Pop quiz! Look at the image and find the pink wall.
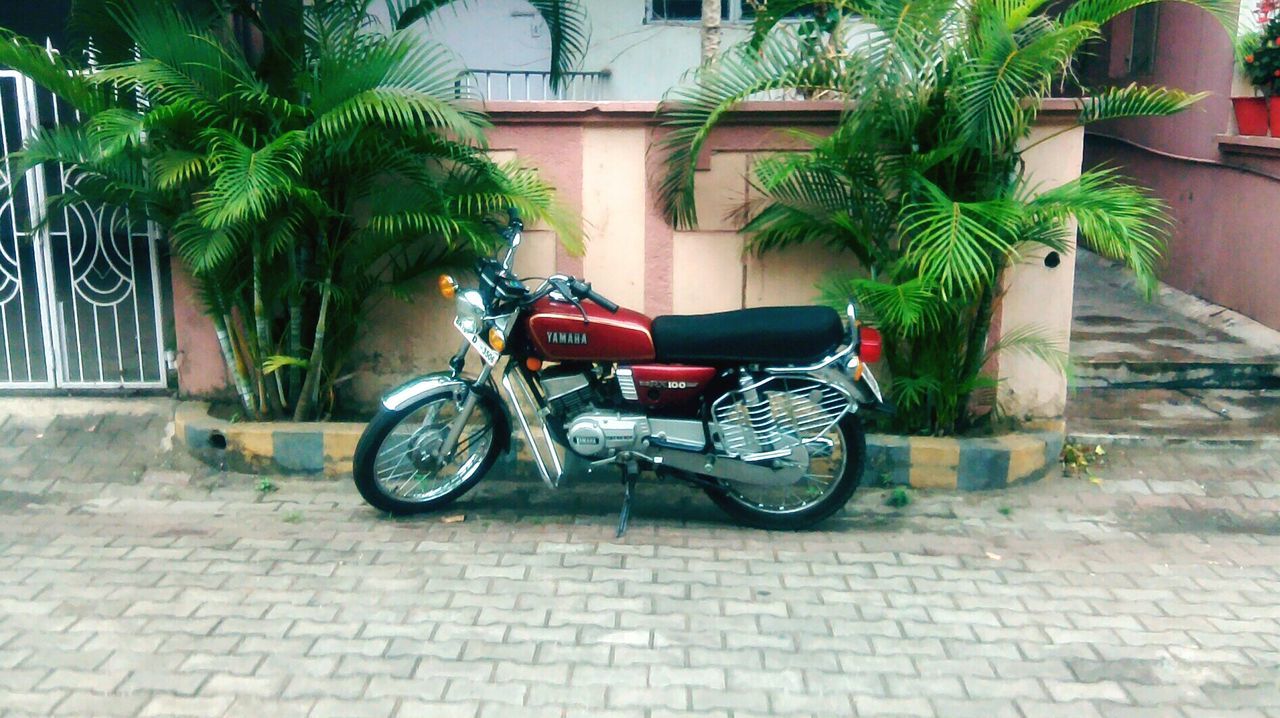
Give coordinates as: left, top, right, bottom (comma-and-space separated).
1085, 7, 1280, 331
172, 100, 1087, 417
170, 258, 231, 398
173, 102, 844, 399
1097, 7, 1235, 159
1086, 137, 1280, 329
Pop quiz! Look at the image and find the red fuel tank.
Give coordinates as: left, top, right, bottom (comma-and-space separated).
522, 296, 656, 362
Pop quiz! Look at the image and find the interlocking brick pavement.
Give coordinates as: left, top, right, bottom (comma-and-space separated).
3, 404, 1280, 716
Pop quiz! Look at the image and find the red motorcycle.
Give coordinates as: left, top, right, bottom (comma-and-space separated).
353, 210, 887, 533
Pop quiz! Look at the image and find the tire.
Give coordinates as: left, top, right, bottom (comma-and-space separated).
352, 387, 505, 515
703, 414, 866, 530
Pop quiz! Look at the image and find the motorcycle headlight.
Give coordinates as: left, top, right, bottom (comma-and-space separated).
456, 289, 485, 332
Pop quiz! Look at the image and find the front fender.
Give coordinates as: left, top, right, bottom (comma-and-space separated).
380, 372, 513, 455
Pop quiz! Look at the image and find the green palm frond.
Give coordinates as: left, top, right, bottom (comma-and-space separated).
392, 0, 587, 89
1061, 0, 1237, 32
1076, 83, 1208, 125
0, 29, 102, 114
151, 151, 209, 191
85, 109, 146, 157
197, 130, 309, 228
744, 149, 890, 263
899, 178, 1024, 297
527, 0, 589, 90
12, 125, 97, 176
109, 0, 260, 100
309, 32, 485, 142
1028, 167, 1169, 296
263, 354, 309, 375
447, 160, 585, 255
954, 12, 1097, 152
821, 275, 943, 336
854, 0, 959, 86
169, 214, 248, 275
892, 375, 943, 413
656, 29, 844, 228
982, 324, 1068, 372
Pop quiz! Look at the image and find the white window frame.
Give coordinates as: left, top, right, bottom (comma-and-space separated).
645, 0, 755, 24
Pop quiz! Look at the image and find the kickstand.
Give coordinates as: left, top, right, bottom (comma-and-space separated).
616, 462, 639, 538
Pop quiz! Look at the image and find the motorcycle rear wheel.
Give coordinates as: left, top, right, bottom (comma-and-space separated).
703, 415, 865, 530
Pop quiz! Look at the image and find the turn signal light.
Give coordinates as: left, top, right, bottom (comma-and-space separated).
525, 358, 543, 371
487, 327, 506, 352
438, 274, 458, 299
858, 326, 883, 363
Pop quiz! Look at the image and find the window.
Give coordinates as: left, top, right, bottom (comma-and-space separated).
649, 1, 807, 22
1126, 4, 1159, 76
649, 1, 729, 21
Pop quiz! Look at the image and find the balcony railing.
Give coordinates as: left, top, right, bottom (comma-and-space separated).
455, 69, 611, 102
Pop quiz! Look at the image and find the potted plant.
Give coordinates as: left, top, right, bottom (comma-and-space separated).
1240, 2, 1280, 135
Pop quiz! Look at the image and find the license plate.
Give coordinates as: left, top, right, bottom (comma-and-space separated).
454, 317, 501, 366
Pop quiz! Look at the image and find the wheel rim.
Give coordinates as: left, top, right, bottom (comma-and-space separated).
372, 396, 495, 503
720, 422, 847, 515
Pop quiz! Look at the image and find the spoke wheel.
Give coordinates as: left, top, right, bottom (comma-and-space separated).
704, 415, 865, 530
353, 386, 505, 515
721, 431, 847, 515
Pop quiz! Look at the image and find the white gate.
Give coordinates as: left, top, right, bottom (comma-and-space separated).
0, 70, 167, 390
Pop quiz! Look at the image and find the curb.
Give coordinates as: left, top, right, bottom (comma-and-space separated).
174, 403, 363, 476
865, 430, 1064, 491
175, 402, 1064, 489
1067, 431, 1280, 451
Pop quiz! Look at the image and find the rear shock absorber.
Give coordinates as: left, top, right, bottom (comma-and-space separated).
738, 371, 782, 453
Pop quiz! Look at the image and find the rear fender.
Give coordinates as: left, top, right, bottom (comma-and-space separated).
380, 372, 513, 455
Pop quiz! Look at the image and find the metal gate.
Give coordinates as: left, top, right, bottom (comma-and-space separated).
0, 70, 166, 390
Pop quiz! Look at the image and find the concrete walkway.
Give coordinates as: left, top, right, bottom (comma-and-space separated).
5, 403, 1280, 717
1068, 252, 1280, 445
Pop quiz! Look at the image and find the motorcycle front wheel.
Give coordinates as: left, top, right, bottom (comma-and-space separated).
703, 415, 865, 530
352, 387, 503, 515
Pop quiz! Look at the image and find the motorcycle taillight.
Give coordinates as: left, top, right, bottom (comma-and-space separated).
857, 326, 882, 363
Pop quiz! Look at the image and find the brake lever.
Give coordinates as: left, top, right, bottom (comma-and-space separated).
549, 276, 590, 325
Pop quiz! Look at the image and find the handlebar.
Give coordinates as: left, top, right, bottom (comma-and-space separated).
570, 279, 619, 313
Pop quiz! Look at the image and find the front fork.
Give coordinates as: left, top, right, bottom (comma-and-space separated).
438, 339, 491, 462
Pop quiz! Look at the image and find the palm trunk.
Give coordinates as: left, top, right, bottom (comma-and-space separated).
292, 278, 332, 421
701, 0, 721, 64
286, 296, 303, 404
252, 251, 285, 418
213, 312, 260, 420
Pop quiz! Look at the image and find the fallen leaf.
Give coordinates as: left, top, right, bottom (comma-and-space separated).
1089, 477, 1103, 486
442, 514, 466, 524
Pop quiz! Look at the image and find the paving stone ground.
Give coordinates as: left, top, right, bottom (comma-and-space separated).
3, 404, 1280, 717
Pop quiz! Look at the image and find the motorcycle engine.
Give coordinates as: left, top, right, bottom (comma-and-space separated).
565, 412, 650, 458
539, 370, 649, 459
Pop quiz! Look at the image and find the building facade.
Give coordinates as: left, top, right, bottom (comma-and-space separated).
1083, 4, 1280, 331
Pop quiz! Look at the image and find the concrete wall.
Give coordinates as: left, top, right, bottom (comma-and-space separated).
389, 0, 752, 100
1084, 7, 1280, 332
172, 101, 1087, 419
1085, 136, 1280, 330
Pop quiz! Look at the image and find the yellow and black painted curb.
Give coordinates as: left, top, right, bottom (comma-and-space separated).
177, 402, 1063, 490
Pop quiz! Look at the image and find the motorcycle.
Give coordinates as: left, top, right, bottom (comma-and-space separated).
353, 209, 888, 534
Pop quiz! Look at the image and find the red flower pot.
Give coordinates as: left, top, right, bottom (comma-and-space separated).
1234, 97, 1270, 136
1269, 97, 1280, 137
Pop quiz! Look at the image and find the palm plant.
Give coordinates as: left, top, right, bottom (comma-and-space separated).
0, 0, 586, 420
656, 0, 1232, 435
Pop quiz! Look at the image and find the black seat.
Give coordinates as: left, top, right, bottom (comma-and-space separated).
651, 306, 844, 365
